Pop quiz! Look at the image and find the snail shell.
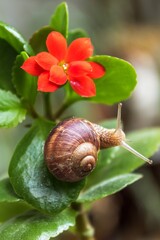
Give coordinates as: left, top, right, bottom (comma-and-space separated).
44, 118, 100, 182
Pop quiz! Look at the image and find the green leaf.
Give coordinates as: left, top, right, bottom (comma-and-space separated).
0, 89, 26, 128
77, 173, 142, 203
0, 178, 21, 203
67, 29, 88, 44
89, 55, 137, 105
0, 202, 31, 223
50, 2, 69, 38
29, 26, 54, 54
0, 208, 76, 240
12, 52, 37, 105
0, 21, 32, 54
87, 128, 160, 188
0, 39, 17, 91
0, 22, 32, 92
9, 119, 85, 214
103, 128, 160, 178
0, 178, 31, 222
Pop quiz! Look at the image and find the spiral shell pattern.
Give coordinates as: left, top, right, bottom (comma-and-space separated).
44, 118, 100, 182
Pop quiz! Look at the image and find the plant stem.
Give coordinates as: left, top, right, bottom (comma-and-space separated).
53, 97, 77, 120
73, 203, 96, 240
27, 105, 39, 119
43, 93, 53, 120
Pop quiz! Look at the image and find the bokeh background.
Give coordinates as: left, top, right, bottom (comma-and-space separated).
0, 0, 160, 239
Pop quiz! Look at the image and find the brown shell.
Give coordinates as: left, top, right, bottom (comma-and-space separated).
44, 118, 100, 182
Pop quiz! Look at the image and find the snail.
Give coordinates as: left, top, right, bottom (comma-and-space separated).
44, 103, 152, 182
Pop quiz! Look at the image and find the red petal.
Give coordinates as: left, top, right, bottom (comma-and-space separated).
35, 52, 58, 70
69, 76, 96, 97
38, 72, 59, 92
66, 38, 93, 62
46, 31, 67, 61
68, 61, 92, 77
50, 65, 67, 85
21, 57, 43, 76
88, 62, 105, 79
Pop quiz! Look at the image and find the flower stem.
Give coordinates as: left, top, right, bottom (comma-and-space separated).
43, 93, 53, 120
53, 97, 78, 120
72, 203, 96, 240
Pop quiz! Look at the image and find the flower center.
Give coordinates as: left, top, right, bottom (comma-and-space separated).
59, 61, 69, 73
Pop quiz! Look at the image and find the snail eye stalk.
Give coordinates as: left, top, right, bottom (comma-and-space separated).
115, 103, 152, 164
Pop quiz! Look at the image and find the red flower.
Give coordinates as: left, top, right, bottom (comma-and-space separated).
21, 31, 105, 97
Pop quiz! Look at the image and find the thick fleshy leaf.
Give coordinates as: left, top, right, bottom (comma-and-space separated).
68, 29, 88, 45
21, 56, 43, 76
77, 173, 142, 203
50, 65, 67, 85
0, 21, 32, 54
0, 178, 31, 222
0, 22, 32, 92
0, 208, 76, 240
0, 89, 26, 128
9, 119, 85, 214
29, 26, 54, 54
35, 52, 58, 70
70, 76, 96, 97
50, 2, 69, 38
86, 127, 160, 188
38, 72, 59, 92
68, 61, 92, 77
0, 39, 17, 92
88, 55, 137, 104
66, 38, 93, 62
46, 31, 67, 61
12, 52, 37, 104
88, 61, 105, 79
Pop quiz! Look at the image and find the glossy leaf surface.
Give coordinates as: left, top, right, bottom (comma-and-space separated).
9, 119, 85, 214
12, 52, 37, 104
89, 55, 137, 104
0, 21, 32, 54
0, 178, 31, 222
67, 29, 88, 44
29, 26, 54, 54
50, 2, 69, 38
0, 209, 76, 240
78, 173, 141, 203
0, 89, 26, 128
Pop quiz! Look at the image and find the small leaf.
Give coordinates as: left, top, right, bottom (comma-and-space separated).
89, 55, 137, 105
12, 52, 37, 104
9, 119, 85, 214
77, 173, 142, 203
50, 2, 69, 38
29, 26, 54, 54
67, 29, 88, 44
0, 89, 26, 128
0, 208, 76, 240
0, 21, 32, 54
0, 178, 31, 222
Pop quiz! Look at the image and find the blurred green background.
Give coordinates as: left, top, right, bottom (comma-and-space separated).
0, 0, 160, 239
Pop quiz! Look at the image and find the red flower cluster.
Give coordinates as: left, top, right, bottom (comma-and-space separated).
21, 31, 105, 97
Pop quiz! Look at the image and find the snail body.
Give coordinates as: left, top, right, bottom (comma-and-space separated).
44, 104, 152, 182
